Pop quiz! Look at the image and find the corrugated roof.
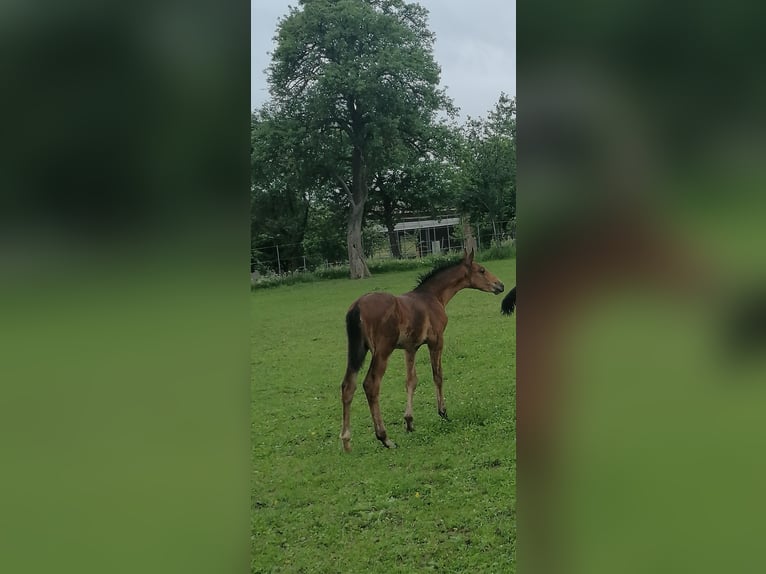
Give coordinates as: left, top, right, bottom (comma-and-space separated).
393, 217, 460, 232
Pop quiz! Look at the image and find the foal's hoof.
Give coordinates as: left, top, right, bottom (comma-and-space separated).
384, 439, 397, 449
438, 409, 450, 421
404, 417, 414, 432
342, 440, 352, 453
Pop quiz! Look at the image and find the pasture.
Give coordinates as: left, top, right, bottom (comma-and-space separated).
251, 258, 516, 573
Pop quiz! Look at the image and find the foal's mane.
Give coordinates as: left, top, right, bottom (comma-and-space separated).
414, 257, 464, 290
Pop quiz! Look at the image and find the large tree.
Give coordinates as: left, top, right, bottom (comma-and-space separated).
266, 0, 453, 278
459, 93, 516, 244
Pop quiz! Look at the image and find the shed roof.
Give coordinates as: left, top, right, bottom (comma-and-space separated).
393, 217, 460, 232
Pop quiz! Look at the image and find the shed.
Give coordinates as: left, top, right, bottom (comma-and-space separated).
392, 216, 462, 257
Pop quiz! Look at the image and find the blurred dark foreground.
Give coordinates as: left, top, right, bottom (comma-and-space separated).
0, 2, 250, 573
518, 1, 766, 573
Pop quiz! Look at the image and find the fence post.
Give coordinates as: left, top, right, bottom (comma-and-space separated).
276, 244, 282, 275
303, 256, 307, 270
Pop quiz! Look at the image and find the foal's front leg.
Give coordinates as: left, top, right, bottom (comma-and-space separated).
428, 338, 448, 420
403, 349, 417, 432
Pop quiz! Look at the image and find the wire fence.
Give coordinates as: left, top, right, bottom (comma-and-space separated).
251, 219, 515, 277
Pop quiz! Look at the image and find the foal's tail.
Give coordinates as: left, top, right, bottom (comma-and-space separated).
346, 303, 368, 371
501, 286, 516, 315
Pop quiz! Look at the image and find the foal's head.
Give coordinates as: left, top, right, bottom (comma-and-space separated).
463, 249, 505, 294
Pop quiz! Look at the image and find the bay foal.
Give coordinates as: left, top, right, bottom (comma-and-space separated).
340, 249, 505, 452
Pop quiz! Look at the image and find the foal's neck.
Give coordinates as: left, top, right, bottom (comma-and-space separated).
416, 268, 469, 306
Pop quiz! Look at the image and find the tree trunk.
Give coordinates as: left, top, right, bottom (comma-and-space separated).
386, 223, 401, 259
347, 200, 370, 278
463, 220, 478, 254
347, 145, 371, 279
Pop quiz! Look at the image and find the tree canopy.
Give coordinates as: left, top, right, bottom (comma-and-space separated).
458, 93, 517, 244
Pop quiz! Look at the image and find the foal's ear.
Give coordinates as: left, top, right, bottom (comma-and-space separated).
463, 248, 475, 264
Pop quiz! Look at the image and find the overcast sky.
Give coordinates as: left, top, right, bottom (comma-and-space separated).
251, 0, 516, 121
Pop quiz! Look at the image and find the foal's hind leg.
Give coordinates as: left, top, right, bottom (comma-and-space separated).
363, 350, 396, 448
403, 349, 418, 432
428, 338, 449, 420
340, 367, 359, 452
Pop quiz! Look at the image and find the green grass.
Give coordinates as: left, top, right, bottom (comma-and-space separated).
252, 258, 515, 573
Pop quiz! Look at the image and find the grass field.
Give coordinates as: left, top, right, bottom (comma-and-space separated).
252, 257, 516, 573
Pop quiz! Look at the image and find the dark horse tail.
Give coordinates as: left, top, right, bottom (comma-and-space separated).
346, 304, 368, 371
501, 286, 516, 315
